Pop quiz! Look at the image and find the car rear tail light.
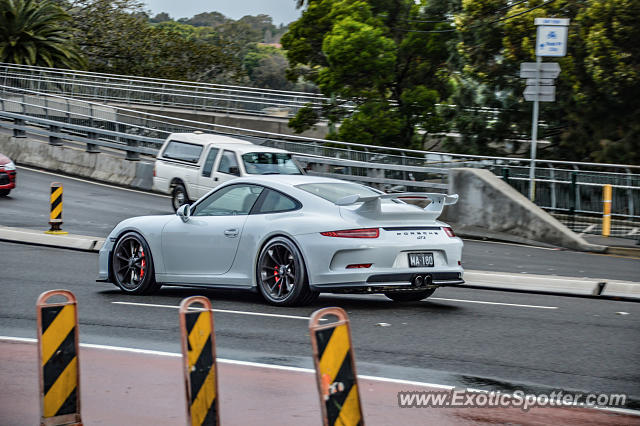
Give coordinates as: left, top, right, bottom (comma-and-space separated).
443, 227, 456, 237
346, 263, 372, 269
321, 228, 379, 238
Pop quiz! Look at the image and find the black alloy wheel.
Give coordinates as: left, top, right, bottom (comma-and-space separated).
111, 232, 159, 294
172, 183, 188, 212
257, 237, 317, 306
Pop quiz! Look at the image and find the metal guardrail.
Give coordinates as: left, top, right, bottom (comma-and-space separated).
0, 86, 451, 187
0, 63, 506, 124
1, 84, 639, 238
0, 62, 329, 118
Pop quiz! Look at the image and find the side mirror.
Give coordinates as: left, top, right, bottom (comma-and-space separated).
176, 204, 191, 222
229, 166, 240, 176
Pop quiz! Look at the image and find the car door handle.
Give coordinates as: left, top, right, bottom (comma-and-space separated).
224, 229, 239, 238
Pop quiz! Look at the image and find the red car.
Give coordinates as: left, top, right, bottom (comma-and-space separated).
0, 153, 16, 196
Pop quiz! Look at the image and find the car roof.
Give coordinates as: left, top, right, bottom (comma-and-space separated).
167, 132, 253, 145
230, 174, 368, 190
166, 133, 289, 154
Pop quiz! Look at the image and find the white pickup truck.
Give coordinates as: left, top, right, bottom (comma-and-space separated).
152, 132, 303, 210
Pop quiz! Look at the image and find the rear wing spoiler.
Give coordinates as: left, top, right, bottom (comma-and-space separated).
335, 192, 458, 217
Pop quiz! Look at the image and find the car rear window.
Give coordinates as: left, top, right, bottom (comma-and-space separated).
296, 183, 381, 203
161, 141, 203, 164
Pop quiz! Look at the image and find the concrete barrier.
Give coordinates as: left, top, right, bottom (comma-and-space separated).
0, 135, 153, 190
117, 105, 330, 140
442, 168, 606, 252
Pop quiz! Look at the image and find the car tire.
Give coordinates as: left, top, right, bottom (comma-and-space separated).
384, 289, 435, 302
0, 189, 10, 197
257, 237, 317, 306
171, 183, 189, 212
111, 232, 160, 294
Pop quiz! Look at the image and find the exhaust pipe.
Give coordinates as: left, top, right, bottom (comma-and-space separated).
413, 275, 424, 287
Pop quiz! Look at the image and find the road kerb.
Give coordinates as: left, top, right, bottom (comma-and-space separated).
0, 225, 104, 251
463, 270, 640, 300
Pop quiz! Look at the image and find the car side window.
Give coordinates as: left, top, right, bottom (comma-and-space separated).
256, 189, 300, 214
217, 150, 240, 176
192, 184, 263, 216
201, 147, 220, 177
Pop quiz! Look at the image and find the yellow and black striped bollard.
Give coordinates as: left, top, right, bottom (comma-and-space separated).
602, 184, 612, 237
180, 296, 220, 426
46, 182, 68, 235
36, 290, 82, 426
310, 307, 364, 426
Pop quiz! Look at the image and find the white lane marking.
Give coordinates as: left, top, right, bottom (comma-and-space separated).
430, 297, 558, 310
1, 336, 638, 416
0, 336, 453, 385
17, 165, 170, 198
463, 239, 560, 250
111, 301, 323, 321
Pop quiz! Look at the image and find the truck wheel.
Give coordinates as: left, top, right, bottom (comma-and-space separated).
172, 183, 189, 212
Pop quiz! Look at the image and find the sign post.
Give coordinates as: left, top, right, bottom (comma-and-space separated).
529, 56, 541, 202
523, 18, 569, 201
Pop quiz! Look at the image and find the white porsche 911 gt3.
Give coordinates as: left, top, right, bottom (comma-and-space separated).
97, 175, 464, 306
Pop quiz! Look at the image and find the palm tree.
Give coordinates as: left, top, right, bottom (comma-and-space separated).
0, 0, 85, 68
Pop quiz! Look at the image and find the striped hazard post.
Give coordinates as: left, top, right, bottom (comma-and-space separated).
179, 296, 219, 426
45, 182, 68, 235
36, 290, 82, 426
310, 307, 364, 426
602, 184, 612, 237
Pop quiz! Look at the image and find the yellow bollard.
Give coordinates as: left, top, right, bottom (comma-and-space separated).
36, 290, 82, 425
45, 182, 68, 235
310, 307, 364, 426
602, 184, 612, 237
179, 296, 220, 426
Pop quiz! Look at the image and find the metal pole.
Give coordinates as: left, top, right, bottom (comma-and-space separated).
549, 163, 556, 209
528, 56, 541, 201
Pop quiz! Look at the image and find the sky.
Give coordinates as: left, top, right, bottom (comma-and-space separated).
143, 0, 303, 26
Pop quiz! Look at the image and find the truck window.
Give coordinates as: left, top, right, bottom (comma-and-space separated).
242, 152, 302, 175
217, 150, 240, 175
201, 147, 220, 177
162, 141, 203, 164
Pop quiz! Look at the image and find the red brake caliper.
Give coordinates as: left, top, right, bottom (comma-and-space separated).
274, 265, 280, 289
140, 248, 146, 279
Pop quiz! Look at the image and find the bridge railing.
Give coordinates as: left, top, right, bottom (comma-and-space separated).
0, 62, 330, 118
1, 85, 639, 237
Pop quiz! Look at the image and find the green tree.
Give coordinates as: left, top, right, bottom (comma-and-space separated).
149, 12, 171, 23
243, 43, 305, 90
177, 11, 227, 27
282, 0, 455, 148
0, 0, 85, 68
67, 0, 243, 82
451, 0, 640, 163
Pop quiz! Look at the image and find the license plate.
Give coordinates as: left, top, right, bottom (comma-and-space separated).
408, 252, 434, 267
